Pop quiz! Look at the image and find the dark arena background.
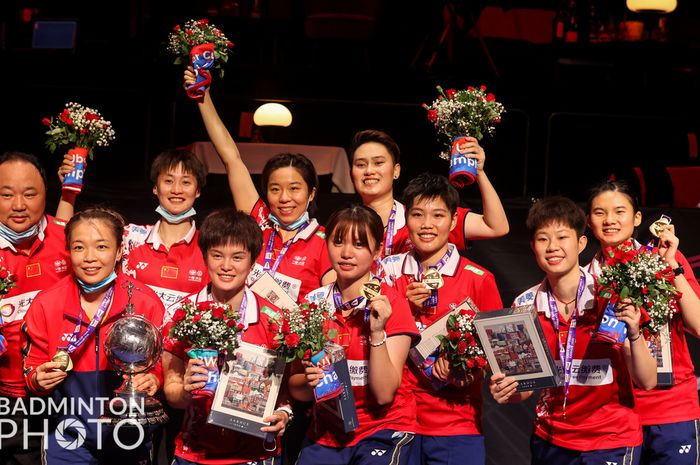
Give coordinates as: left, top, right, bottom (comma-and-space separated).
2, 1, 700, 464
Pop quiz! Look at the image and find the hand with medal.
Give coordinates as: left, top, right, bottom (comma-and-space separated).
406, 281, 432, 310
33, 360, 69, 392
367, 293, 393, 339
655, 222, 680, 270
129, 372, 160, 397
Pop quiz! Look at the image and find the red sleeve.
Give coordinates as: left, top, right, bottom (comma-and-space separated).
250, 198, 270, 228
472, 272, 504, 313
677, 251, 700, 298
448, 206, 470, 250
383, 283, 419, 339
22, 297, 52, 395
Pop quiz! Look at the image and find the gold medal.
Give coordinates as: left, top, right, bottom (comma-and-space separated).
649, 215, 671, 238
422, 269, 444, 290
360, 279, 381, 300
52, 350, 73, 372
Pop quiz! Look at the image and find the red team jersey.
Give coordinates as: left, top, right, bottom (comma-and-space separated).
122, 221, 209, 309
303, 282, 419, 447
248, 199, 332, 302
587, 249, 700, 426
0, 215, 70, 397
163, 287, 281, 465
513, 269, 642, 451
383, 246, 503, 436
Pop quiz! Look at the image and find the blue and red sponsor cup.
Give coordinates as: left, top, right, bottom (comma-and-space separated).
448, 136, 479, 188
310, 349, 344, 402
186, 43, 215, 100
187, 348, 220, 397
63, 147, 87, 194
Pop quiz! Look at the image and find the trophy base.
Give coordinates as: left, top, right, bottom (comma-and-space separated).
99, 391, 169, 426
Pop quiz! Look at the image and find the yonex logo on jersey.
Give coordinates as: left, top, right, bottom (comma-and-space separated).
371, 449, 387, 456
605, 462, 618, 465
679, 445, 692, 453
136, 262, 149, 270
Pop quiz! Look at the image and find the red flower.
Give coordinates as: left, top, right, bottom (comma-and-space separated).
476, 356, 487, 368
281, 321, 291, 335
173, 25, 181, 31
226, 319, 237, 327
308, 302, 318, 310
467, 86, 475, 91
42, 117, 51, 126
448, 330, 461, 341
197, 301, 212, 311
211, 306, 224, 319
226, 41, 234, 48
445, 88, 457, 99
467, 358, 476, 368
303, 349, 311, 359
85, 113, 99, 121
486, 93, 496, 102
0, 270, 8, 280
198, 19, 209, 25
237, 323, 245, 330
457, 341, 468, 354
642, 286, 649, 295
79, 129, 88, 134
285, 333, 300, 347
192, 313, 202, 323
270, 323, 279, 334
480, 85, 487, 91
495, 117, 501, 123
427, 110, 438, 123
186, 29, 193, 35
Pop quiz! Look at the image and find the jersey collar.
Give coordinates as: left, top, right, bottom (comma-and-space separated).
534, 267, 596, 319
401, 243, 459, 278
0, 215, 48, 253
146, 220, 196, 251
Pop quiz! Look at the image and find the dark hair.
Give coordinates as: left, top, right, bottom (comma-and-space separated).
401, 173, 459, 215
526, 196, 586, 239
65, 207, 126, 250
349, 130, 401, 164
198, 209, 263, 261
150, 149, 207, 190
325, 205, 383, 253
0, 152, 48, 189
261, 153, 318, 202
586, 179, 640, 215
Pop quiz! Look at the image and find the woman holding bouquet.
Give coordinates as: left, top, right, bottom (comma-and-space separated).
348, 130, 509, 268
288, 205, 419, 465
381, 173, 503, 465
491, 196, 657, 465
161, 209, 292, 465
584, 180, 700, 465
184, 69, 333, 303
22, 207, 165, 465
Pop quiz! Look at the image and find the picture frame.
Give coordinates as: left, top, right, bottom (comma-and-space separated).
207, 341, 286, 438
648, 322, 673, 386
473, 305, 561, 391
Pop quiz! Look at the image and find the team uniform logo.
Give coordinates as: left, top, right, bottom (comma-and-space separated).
26, 263, 41, 278
187, 269, 203, 283
53, 259, 68, 274
135, 262, 149, 270
161, 266, 179, 279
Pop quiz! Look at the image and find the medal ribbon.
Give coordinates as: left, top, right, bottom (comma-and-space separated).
547, 273, 586, 417
332, 284, 369, 323
416, 245, 454, 310
63, 285, 115, 354
262, 223, 308, 275
373, 203, 397, 278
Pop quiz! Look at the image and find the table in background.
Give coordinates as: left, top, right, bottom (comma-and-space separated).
186, 141, 355, 194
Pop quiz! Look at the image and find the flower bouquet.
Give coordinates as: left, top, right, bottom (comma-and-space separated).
0, 264, 16, 356
423, 85, 505, 187
169, 300, 244, 397
167, 18, 234, 100
596, 240, 681, 343
271, 300, 343, 401
43, 102, 116, 194
433, 306, 487, 387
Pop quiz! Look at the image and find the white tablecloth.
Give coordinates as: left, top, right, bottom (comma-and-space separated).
186, 141, 355, 193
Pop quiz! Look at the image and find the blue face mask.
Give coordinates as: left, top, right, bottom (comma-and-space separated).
155, 205, 196, 224
268, 211, 309, 231
77, 271, 117, 294
0, 222, 40, 246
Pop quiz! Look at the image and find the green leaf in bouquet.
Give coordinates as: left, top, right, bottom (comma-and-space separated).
620, 286, 630, 300
174, 56, 184, 65
296, 347, 305, 361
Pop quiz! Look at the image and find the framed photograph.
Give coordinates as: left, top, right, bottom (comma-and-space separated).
207, 341, 286, 438
648, 322, 673, 386
473, 305, 561, 391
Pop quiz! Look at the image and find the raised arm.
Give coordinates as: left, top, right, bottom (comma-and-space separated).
185, 69, 260, 214
462, 137, 509, 240
55, 153, 79, 221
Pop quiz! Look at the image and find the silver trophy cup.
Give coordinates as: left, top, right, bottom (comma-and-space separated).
100, 312, 169, 425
